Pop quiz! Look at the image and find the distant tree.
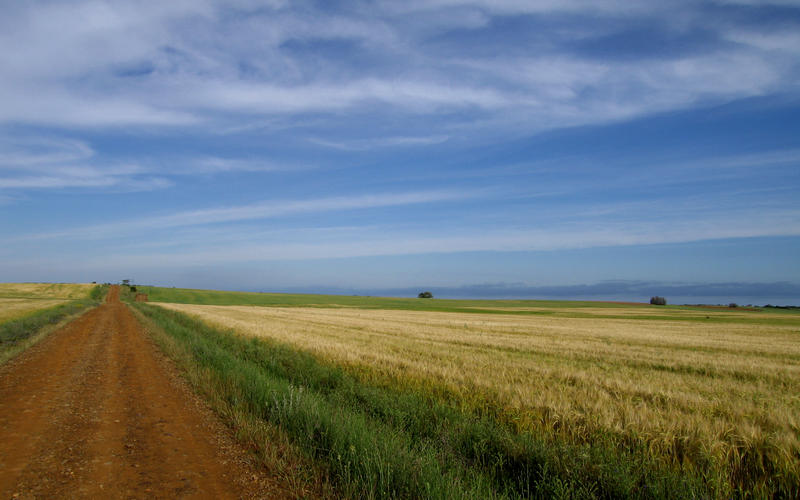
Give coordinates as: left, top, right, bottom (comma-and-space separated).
650, 296, 667, 306
418, 291, 433, 299
729, 303, 738, 308
122, 279, 130, 286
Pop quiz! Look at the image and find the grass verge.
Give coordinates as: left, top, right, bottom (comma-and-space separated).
130, 302, 334, 498
133, 302, 724, 499
0, 292, 103, 366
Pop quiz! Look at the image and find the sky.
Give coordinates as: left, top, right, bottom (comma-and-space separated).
1, 0, 800, 304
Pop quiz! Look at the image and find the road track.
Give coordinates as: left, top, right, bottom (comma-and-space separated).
0, 286, 283, 499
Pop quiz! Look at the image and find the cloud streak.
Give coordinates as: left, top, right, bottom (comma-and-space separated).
16, 205, 798, 265
10, 189, 479, 242
307, 135, 451, 151
0, 135, 316, 192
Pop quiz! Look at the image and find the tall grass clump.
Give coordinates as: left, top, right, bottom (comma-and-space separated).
89, 283, 108, 301
134, 302, 716, 499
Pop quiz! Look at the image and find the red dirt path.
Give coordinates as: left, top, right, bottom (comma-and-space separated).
0, 286, 287, 499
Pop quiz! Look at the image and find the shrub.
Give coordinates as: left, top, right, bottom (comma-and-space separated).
417, 291, 433, 299
729, 303, 738, 308
650, 296, 667, 306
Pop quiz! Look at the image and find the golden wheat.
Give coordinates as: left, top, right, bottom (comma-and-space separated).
0, 298, 68, 323
155, 302, 800, 479
0, 283, 95, 300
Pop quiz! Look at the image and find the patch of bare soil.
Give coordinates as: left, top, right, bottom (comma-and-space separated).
0, 286, 290, 499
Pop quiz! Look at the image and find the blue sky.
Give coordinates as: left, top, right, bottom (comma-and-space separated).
1, 1, 799, 303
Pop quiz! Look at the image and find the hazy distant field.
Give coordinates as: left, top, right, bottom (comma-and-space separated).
141, 286, 800, 497
138, 285, 800, 321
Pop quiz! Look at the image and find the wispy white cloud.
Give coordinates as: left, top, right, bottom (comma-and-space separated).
307, 135, 450, 151
10, 189, 480, 242
0, 136, 165, 192
714, 0, 800, 7
0, 85, 198, 127
0, 174, 170, 191
0, 134, 314, 193
44, 208, 800, 267
378, 0, 667, 16
9, 176, 800, 262
182, 79, 511, 115
0, 1, 796, 134
179, 157, 314, 174
0, 137, 94, 167
669, 148, 800, 170
137, 190, 470, 229
724, 29, 800, 54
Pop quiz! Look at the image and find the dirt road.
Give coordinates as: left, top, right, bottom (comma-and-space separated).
0, 286, 282, 499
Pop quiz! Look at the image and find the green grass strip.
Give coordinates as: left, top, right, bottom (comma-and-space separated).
134, 302, 716, 499
0, 296, 101, 365
0, 299, 96, 345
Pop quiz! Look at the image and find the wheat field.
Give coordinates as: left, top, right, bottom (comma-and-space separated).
0, 283, 96, 323
0, 283, 95, 300
155, 301, 800, 489
0, 298, 67, 323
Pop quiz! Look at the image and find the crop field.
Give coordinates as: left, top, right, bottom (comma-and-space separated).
0, 283, 103, 365
134, 287, 800, 498
0, 283, 96, 300
0, 298, 69, 324
0, 283, 97, 323
138, 285, 800, 321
